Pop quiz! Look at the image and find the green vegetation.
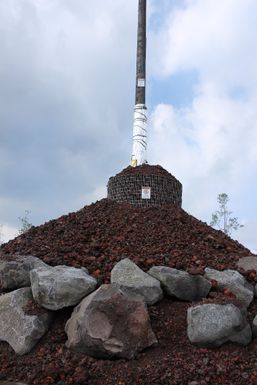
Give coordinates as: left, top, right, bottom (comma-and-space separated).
210, 193, 243, 236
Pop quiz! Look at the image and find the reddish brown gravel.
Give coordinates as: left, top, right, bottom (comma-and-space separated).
114, 164, 177, 177
0, 198, 253, 282
1, 196, 257, 385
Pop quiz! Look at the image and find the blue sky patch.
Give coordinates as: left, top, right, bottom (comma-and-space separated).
148, 69, 199, 109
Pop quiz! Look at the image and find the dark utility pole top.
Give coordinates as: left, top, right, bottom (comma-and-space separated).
135, 0, 147, 105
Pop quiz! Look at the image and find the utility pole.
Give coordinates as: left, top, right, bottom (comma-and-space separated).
131, 0, 147, 167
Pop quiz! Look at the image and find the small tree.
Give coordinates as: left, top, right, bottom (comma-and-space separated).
210, 193, 243, 236
18, 210, 33, 235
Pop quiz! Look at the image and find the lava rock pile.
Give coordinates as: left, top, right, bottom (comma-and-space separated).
0, 192, 257, 385
0, 199, 253, 283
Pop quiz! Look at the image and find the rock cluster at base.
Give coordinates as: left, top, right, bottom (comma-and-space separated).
1, 255, 257, 384
0, 260, 98, 355
1, 253, 257, 360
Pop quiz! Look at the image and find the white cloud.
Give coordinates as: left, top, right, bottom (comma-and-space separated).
0, 0, 138, 228
149, 0, 257, 248
0, 224, 17, 243
235, 219, 257, 254
153, 0, 257, 88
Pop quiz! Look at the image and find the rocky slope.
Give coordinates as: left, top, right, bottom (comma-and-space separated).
0, 199, 253, 282
0, 196, 256, 385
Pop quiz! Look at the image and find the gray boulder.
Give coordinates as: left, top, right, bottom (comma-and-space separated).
204, 268, 254, 307
237, 256, 257, 272
0, 255, 48, 290
187, 303, 252, 347
30, 265, 97, 310
111, 258, 163, 305
65, 284, 157, 359
148, 266, 211, 301
0, 287, 52, 355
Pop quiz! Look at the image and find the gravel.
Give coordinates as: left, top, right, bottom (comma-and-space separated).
0, 195, 257, 384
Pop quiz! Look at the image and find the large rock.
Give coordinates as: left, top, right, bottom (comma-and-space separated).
0, 255, 47, 290
30, 265, 97, 310
187, 303, 252, 347
237, 256, 257, 272
0, 287, 52, 355
65, 284, 157, 359
204, 268, 254, 307
148, 266, 211, 301
111, 258, 163, 305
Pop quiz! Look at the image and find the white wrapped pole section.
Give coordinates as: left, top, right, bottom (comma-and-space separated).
131, 104, 147, 167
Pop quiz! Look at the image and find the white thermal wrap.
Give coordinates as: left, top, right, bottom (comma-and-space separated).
131, 104, 147, 166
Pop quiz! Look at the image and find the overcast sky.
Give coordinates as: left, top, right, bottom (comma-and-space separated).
0, 0, 256, 252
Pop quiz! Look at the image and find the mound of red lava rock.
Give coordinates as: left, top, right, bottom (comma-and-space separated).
1, 195, 257, 385
0, 198, 253, 282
